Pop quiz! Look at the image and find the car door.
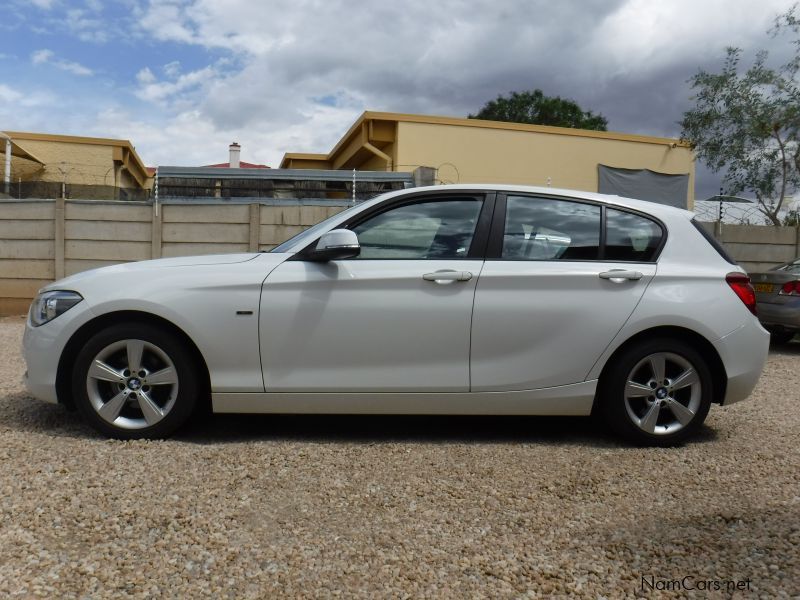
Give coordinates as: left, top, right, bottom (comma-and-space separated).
259, 194, 493, 392
470, 193, 662, 392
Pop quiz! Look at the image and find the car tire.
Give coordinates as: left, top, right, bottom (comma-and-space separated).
71, 323, 199, 439
599, 338, 713, 446
768, 330, 795, 345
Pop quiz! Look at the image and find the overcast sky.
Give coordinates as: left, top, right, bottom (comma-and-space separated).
1, 0, 797, 200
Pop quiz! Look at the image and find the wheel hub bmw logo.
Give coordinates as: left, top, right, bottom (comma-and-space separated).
127, 378, 142, 391
655, 387, 668, 400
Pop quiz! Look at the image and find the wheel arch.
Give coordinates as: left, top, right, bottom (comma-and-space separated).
594, 326, 727, 408
56, 310, 211, 411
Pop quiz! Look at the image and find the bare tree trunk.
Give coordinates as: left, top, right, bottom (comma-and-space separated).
771, 127, 789, 226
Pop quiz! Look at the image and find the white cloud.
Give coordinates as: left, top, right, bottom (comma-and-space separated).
589, 0, 793, 76
31, 48, 93, 76
29, 0, 57, 9
163, 61, 181, 78
138, 2, 197, 45
65, 7, 109, 43
31, 49, 54, 65
135, 65, 218, 105
136, 67, 156, 84
0, 84, 57, 129
0, 85, 23, 104
89, 103, 359, 168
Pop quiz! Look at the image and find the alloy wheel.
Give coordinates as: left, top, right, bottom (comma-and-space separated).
85, 339, 180, 430
623, 351, 702, 436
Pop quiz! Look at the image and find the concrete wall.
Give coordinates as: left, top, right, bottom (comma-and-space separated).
698, 222, 800, 273
0, 201, 55, 316
0, 199, 348, 315
396, 121, 696, 207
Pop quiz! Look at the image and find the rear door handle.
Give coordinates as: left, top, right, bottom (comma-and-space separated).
598, 269, 643, 282
423, 270, 473, 283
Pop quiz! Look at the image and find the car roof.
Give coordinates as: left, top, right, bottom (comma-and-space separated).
379, 184, 693, 220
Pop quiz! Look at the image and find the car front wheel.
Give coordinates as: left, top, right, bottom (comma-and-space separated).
599, 338, 713, 446
72, 323, 198, 439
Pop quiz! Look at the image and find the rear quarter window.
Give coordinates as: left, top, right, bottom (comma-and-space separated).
605, 209, 663, 262
690, 219, 737, 265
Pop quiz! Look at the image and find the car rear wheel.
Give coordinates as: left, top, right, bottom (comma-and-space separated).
599, 338, 712, 446
72, 323, 198, 439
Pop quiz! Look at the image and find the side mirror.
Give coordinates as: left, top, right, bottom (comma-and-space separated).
308, 229, 361, 261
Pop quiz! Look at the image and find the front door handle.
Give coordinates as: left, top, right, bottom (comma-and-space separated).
423, 270, 473, 283
598, 269, 643, 283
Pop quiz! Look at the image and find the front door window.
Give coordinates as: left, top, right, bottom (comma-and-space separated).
351, 199, 483, 259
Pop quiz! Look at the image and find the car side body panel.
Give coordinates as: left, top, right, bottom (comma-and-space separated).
259, 259, 484, 392
470, 260, 656, 391
24, 253, 290, 398
585, 217, 770, 392
211, 380, 597, 415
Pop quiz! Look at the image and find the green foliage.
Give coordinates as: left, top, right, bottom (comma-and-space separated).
681, 7, 800, 226
469, 89, 608, 131
783, 208, 800, 226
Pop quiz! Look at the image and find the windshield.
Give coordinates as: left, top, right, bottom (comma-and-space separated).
270, 202, 366, 253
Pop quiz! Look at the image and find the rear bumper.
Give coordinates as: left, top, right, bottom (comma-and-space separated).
757, 298, 800, 331
713, 318, 770, 406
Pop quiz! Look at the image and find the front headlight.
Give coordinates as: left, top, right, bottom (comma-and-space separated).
30, 291, 83, 327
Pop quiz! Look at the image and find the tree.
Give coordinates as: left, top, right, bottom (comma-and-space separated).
469, 89, 608, 131
681, 8, 800, 226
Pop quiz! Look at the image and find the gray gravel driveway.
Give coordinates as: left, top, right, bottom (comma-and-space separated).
0, 316, 798, 598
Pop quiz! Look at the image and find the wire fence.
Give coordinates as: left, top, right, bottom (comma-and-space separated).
0, 178, 408, 202
693, 200, 769, 225
156, 177, 406, 201
0, 181, 151, 201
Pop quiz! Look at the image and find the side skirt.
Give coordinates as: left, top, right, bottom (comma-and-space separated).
212, 380, 597, 415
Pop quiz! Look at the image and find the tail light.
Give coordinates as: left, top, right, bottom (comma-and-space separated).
780, 280, 800, 296
726, 273, 757, 315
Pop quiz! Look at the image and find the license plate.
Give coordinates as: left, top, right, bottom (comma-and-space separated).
754, 283, 774, 293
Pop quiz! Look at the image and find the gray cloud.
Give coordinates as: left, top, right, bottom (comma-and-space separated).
13, 0, 799, 197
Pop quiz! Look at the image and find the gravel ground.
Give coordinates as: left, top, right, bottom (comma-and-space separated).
0, 316, 798, 598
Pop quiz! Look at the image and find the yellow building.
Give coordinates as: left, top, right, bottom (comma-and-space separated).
0, 131, 151, 199
281, 111, 695, 207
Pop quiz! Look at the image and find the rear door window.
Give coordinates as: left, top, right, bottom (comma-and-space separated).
502, 196, 601, 260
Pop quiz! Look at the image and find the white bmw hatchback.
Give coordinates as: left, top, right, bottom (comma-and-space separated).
23, 185, 769, 445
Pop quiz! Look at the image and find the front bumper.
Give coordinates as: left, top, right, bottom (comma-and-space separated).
22, 301, 96, 404
712, 317, 770, 406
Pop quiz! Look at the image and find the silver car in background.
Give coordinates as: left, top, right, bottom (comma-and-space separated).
22, 185, 769, 446
751, 258, 800, 344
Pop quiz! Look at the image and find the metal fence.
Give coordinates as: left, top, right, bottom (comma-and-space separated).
157, 177, 405, 200
155, 167, 415, 202
2, 169, 417, 203
1, 181, 150, 201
